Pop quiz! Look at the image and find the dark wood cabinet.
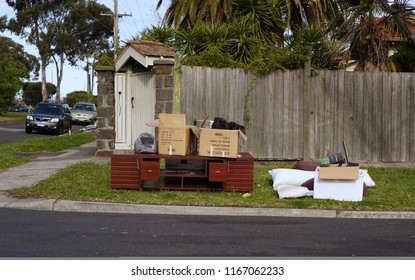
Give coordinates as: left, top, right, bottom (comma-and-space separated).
208, 162, 227, 182
110, 150, 254, 192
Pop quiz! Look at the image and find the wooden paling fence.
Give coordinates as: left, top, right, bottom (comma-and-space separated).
180, 64, 415, 162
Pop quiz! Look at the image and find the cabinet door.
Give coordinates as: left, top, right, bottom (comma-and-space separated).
140, 161, 160, 180
209, 162, 227, 182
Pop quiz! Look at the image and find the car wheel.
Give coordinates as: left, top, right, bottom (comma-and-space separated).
25, 127, 32, 134
56, 124, 63, 135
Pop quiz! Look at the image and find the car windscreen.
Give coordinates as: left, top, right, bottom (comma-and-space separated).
34, 104, 62, 115
74, 104, 95, 111
73, 104, 84, 110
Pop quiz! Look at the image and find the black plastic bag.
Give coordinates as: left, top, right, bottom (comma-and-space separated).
211, 117, 246, 134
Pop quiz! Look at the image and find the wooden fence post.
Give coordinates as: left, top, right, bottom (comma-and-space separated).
303, 61, 313, 160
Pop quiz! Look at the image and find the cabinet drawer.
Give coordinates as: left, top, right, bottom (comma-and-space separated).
209, 162, 227, 182
140, 161, 160, 180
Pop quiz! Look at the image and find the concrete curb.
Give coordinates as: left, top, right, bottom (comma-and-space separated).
1, 192, 414, 219
337, 210, 415, 220
52, 200, 338, 218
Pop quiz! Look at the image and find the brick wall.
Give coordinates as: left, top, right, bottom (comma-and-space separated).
95, 66, 115, 157
154, 59, 174, 116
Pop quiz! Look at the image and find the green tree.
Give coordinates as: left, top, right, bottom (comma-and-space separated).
226, 18, 262, 63
140, 25, 177, 48
154, 0, 413, 72
22, 82, 56, 106
149, 1, 342, 72
390, 40, 415, 72
175, 22, 230, 56
0, 36, 39, 114
6, 0, 113, 101
61, 1, 113, 97
183, 45, 244, 68
64, 91, 97, 108
289, 25, 346, 70
0, 16, 6, 31
233, 0, 286, 45
169, 0, 287, 63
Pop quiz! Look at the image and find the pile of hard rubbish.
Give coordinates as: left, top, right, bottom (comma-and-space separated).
269, 142, 376, 202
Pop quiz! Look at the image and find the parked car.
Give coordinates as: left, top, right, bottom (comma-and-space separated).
10, 104, 29, 112
25, 102, 72, 135
71, 102, 97, 124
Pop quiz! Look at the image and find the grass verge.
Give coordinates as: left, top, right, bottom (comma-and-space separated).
0, 112, 28, 122
7, 159, 415, 211
0, 132, 96, 171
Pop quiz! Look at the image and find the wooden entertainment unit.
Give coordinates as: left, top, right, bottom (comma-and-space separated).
110, 150, 254, 192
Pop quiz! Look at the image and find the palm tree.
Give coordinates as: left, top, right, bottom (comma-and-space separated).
333, 0, 415, 71
175, 23, 229, 55
157, 0, 233, 27
287, 0, 339, 29
227, 18, 261, 63
292, 25, 347, 70
233, 0, 286, 45
140, 24, 176, 48
157, 0, 337, 26
157, 0, 338, 29
377, 0, 415, 43
155, 0, 348, 70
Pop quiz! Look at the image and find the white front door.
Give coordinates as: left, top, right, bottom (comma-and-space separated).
114, 71, 155, 149
129, 72, 155, 147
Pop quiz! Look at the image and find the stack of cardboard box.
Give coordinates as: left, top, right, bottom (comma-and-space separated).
148, 113, 246, 158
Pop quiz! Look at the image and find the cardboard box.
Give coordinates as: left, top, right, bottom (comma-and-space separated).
314, 167, 364, 201
157, 114, 195, 156
319, 165, 359, 180
198, 128, 239, 158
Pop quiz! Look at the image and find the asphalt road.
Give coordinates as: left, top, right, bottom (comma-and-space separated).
0, 120, 85, 144
0, 208, 414, 257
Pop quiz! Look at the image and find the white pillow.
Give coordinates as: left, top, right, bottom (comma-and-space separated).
268, 168, 315, 189
275, 184, 313, 199
360, 169, 376, 187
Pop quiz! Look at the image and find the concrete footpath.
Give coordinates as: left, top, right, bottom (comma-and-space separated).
0, 142, 414, 220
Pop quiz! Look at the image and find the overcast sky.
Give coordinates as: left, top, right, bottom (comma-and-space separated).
0, 0, 168, 99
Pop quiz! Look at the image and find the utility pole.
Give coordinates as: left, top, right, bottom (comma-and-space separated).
114, 0, 119, 55
101, 0, 132, 59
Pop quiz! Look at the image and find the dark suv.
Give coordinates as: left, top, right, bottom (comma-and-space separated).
26, 102, 72, 135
